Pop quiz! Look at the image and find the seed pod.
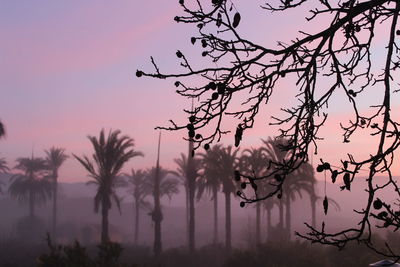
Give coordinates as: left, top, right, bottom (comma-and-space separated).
217, 83, 226, 94
343, 173, 351, 191
189, 116, 196, 123
236, 191, 242, 196
179, 0, 184, 4
331, 170, 338, 183
209, 82, 217, 90
323, 196, 328, 215
240, 202, 245, 208
175, 81, 180, 87
186, 123, 194, 130
216, 13, 222, 27
191, 37, 196, 45
204, 143, 210, 150
397, 30, 400, 36
323, 162, 330, 170
188, 130, 195, 138
201, 39, 207, 48
232, 12, 241, 28
373, 198, 383, 210
136, 70, 143, 77
241, 183, 246, 189
316, 164, 324, 173
277, 193, 282, 199
176, 50, 183, 58
211, 92, 219, 100
195, 134, 202, 140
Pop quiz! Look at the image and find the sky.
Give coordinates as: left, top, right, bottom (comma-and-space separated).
1, 1, 399, 183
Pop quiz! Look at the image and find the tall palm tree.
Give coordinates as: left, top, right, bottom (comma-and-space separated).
0, 157, 10, 194
198, 145, 222, 244
261, 138, 291, 236
45, 147, 68, 241
240, 147, 269, 245
200, 145, 239, 249
145, 165, 179, 255
0, 120, 5, 138
174, 150, 201, 252
124, 169, 150, 245
8, 157, 52, 219
74, 129, 143, 244
282, 163, 316, 240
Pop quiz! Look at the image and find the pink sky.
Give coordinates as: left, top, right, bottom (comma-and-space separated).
1, 1, 398, 182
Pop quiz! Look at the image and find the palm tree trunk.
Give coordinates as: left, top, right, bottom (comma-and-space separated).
213, 185, 219, 244
256, 202, 261, 245
29, 191, 35, 219
101, 198, 109, 244
310, 195, 316, 228
188, 179, 195, 252
285, 196, 291, 241
134, 197, 140, 245
279, 199, 284, 240
266, 206, 272, 242
185, 184, 189, 246
225, 192, 231, 250
52, 173, 58, 241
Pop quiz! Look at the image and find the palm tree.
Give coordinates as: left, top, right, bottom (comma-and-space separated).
261, 138, 291, 236
0, 157, 10, 194
8, 157, 52, 219
240, 147, 269, 244
145, 165, 179, 255
0, 120, 5, 138
45, 147, 68, 241
174, 150, 201, 252
282, 163, 316, 240
198, 145, 222, 244
74, 129, 143, 244
124, 169, 150, 245
200, 145, 239, 249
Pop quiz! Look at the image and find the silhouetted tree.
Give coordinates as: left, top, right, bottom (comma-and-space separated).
239, 147, 268, 244
0, 121, 5, 139
200, 145, 238, 249
198, 145, 222, 244
174, 150, 201, 252
138, 0, 400, 258
124, 168, 150, 245
8, 157, 51, 219
283, 163, 316, 240
0, 157, 10, 194
74, 129, 143, 244
45, 147, 68, 241
145, 166, 180, 255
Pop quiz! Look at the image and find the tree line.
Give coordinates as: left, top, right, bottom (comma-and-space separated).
0, 128, 325, 255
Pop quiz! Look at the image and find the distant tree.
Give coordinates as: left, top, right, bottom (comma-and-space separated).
74, 129, 143, 244
260, 138, 291, 234
45, 147, 68, 241
199, 145, 238, 249
124, 168, 150, 245
239, 147, 268, 244
145, 166, 180, 255
0, 157, 10, 194
8, 157, 52, 219
198, 145, 222, 244
174, 151, 201, 252
0, 120, 5, 139
283, 163, 316, 240
138, 0, 400, 258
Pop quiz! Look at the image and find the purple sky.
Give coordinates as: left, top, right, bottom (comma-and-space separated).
1, 1, 398, 182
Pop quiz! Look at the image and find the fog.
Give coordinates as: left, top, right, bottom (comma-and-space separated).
0, 169, 396, 266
